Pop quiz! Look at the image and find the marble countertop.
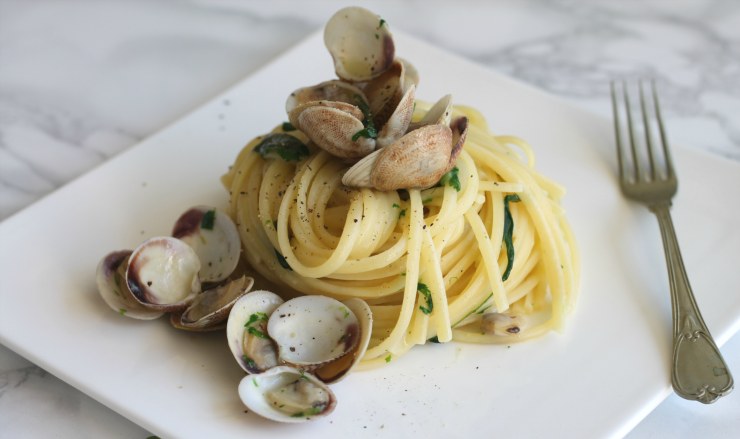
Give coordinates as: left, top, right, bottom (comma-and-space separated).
1, 0, 738, 437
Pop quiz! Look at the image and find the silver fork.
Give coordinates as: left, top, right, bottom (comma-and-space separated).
610, 80, 733, 403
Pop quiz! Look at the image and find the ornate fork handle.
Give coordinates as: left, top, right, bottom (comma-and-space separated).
650, 201, 734, 403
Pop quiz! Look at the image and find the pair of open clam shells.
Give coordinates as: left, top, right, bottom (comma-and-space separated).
227, 291, 372, 422
284, 6, 469, 191
95, 206, 252, 330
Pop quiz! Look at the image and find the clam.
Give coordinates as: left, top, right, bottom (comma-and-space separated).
361, 59, 412, 132
267, 295, 360, 369
408, 94, 452, 131
285, 81, 415, 160
481, 313, 527, 336
96, 250, 164, 320
285, 80, 366, 121
314, 298, 373, 383
125, 236, 201, 312
342, 115, 469, 191
291, 102, 376, 159
172, 206, 240, 284
397, 57, 420, 90
324, 6, 394, 82
170, 275, 254, 331
374, 84, 416, 148
238, 366, 336, 423
227, 290, 285, 374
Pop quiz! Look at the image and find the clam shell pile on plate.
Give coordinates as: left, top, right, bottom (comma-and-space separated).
95, 5, 469, 423
284, 5, 469, 191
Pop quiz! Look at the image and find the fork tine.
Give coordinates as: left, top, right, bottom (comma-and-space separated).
639, 81, 657, 180
651, 80, 675, 180
610, 81, 625, 181
622, 81, 641, 181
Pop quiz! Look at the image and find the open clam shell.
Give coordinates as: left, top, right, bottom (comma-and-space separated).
286, 80, 366, 117
267, 295, 360, 368
238, 366, 337, 423
294, 103, 376, 159
362, 59, 405, 128
343, 114, 470, 191
343, 123, 452, 191
125, 236, 201, 312
227, 289, 285, 374
171, 275, 255, 331
408, 94, 452, 131
96, 250, 164, 320
375, 83, 416, 148
324, 6, 395, 82
314, 298, 373, 383
172, 206, 240, 284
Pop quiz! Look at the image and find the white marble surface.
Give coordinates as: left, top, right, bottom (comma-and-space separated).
1, 0, 738, 437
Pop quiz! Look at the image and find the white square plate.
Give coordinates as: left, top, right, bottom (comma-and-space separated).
1, 31, 739, 439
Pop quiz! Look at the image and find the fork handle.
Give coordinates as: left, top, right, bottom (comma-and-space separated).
650, 202, 734, 403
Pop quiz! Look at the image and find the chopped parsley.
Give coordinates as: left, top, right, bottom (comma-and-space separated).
417, 282, 433, 315
245, 312, 268, 327
385, 354, 392, 363
427, 336, 440, 343
242, 355, 257, 369
255, 133, 309, 162
378, 18, 386, 28
392, 203, 400, 209
282, 121, 296, 131
244, 312, 269, 339
200, 209, 216, 230
502, 194, 521, 281
118, 308, 127, 316
398, 209, 406, 219
291, 406, 324, 418
247, 326, 268, 339
438, 166, 461, 191
275, 249, 293, 270
351, 95, 377, 141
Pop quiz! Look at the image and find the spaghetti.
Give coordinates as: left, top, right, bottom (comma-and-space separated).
222, 102, 580, 368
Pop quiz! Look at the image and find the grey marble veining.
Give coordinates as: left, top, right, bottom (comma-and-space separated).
1, 0, 739, 438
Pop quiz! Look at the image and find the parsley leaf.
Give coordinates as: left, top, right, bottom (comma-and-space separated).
200, 209, 216, 230
242, 355, 257, 369
245, 312, 268, 327
502, 194, 521, 281
275, 249, 293, 271
282, 121, 296, 131
255, 133, 309, 162
417, 282, 433, 315
438, 167, 461, 191
291, 406, 324, 418
352, 95, 377, 141
247, 326, 268, 339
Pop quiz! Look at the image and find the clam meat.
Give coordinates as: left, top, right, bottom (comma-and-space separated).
238, 366, 336, 422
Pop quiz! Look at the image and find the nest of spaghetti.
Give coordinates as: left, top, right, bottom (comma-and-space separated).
222, 6, 580, 370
